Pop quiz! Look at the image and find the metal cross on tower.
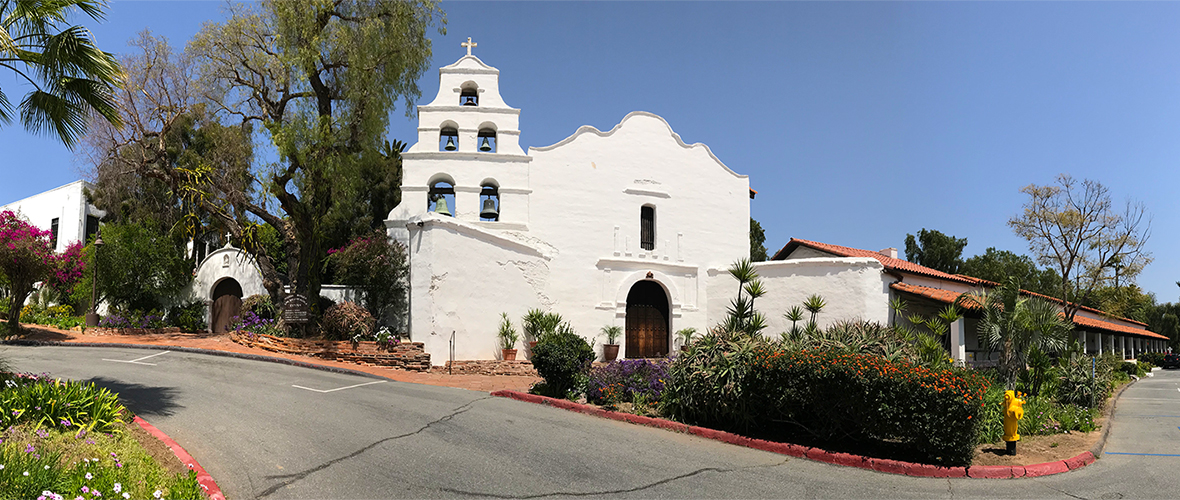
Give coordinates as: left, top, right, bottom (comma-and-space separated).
462, 37, 477, 56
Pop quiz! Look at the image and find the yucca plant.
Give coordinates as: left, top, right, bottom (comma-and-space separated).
722, 259, 768, 337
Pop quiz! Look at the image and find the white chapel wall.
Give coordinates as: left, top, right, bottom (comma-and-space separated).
706, 257, 892, 336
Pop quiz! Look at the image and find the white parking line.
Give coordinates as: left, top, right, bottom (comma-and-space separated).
291, 380, 387, 393
102, 351, 170, 366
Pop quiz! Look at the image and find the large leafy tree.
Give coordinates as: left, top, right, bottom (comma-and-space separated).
1009, 174, 1152, 321
904, 228, 967, 274
960, 278, 1073, 390
959, 247, 1060, 297
181, 0, 441, 318
0, 0, 121, 147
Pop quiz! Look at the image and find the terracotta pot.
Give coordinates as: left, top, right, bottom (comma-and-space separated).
528, 341, 538, 350
502, 348, 518, 361
603, 344, 620, 362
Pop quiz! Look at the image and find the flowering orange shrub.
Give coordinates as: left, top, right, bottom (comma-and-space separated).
663, 331, 989, 466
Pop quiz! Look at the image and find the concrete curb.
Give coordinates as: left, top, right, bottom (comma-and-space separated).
133, 416, 225, 500
491, 390, 1098, 479
2, 338, 388, 381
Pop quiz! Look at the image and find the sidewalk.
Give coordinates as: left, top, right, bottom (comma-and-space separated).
6, 323, 541, 393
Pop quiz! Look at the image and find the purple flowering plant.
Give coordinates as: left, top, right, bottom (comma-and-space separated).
586, 358, 669, 406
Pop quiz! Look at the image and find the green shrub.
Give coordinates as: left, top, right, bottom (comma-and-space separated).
1138, 352, 1166, 366
530, 323, 594, 399
522, 309, 564, 344
242, 294, 277, 320
166, 301, 208, 332
662, 329, 989, 466
976, 387, 1006, 444
0, 374, 126, 433
320, 301, 375, 341
1057, 359, 1106, 408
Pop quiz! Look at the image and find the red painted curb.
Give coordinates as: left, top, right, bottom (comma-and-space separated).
133, 416, 225, 500
490, 390, 1095, 479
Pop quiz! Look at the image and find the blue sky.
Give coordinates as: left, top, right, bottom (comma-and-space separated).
2, 1, 1179, 302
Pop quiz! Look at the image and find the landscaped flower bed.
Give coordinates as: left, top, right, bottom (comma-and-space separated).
0, 371, 203, 498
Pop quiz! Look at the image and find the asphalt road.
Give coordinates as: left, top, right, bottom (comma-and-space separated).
4, 344, 1178, 499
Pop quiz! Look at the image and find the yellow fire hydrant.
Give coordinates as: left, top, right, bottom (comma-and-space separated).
1003, 390, 1025, 455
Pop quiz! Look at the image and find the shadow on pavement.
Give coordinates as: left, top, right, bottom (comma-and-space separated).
85, 376, 184, 417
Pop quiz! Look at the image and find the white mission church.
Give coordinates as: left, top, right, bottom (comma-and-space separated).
387, 40, 752, 361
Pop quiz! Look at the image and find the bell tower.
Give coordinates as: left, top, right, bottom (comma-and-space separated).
389, 38, 532, 243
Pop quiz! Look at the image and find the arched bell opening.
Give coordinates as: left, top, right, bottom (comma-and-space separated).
625, 280, 670, 358
428, 180, 455, 217
479, 183, 500, 221
460, 82, 479, 106
477, 128, 497, 153
210, 278, 243, 334
439, 125, 459, 151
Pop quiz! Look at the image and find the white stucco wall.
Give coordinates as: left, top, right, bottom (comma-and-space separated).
187, 246, 266, 331
1, 180, 104, 253
706, 257, 892, 337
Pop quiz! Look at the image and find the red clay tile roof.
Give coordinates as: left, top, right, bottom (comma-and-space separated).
890, 282, 1167, 340
775, 238, 1150, 328
772, 238, 979, 285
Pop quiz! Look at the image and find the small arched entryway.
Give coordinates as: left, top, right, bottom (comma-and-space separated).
211, 278, 243, 334
625, 280, 670, 358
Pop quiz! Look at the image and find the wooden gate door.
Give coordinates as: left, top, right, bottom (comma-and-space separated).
211, 279, 243, 333
626, 304, 668, 358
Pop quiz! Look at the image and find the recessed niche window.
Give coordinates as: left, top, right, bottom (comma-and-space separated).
50, 217, 59, 249
479, 184, 500, 221
428, 181, 455, 216
439, 127, 458, 151
478, 128, 497, 153
640, 206, 655, 251
460, 85, 479, 106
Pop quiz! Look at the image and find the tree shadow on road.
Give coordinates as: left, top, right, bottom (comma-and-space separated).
84, 376, 184, 417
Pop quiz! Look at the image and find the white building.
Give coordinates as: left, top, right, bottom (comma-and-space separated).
387, 45, 753, 361
0, 180, 103, 252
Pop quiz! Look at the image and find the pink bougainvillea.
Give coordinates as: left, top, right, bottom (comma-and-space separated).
46, 241, 86, 297
0, 210, 59, 331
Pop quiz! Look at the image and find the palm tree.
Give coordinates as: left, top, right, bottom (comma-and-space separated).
1, 0, 122, 148
959, 277, 1074, 390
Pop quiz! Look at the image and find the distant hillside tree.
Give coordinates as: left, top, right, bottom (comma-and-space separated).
904, 229, 967, 274
1009, 174, 1151, 321
750, 217, 768, 262
960, 248, 1060, 297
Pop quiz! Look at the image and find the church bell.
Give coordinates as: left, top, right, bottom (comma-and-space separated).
433, 198, 451, 216
480, 198, 499, 220
444, 136, 457, 151
479, 137, 492, 152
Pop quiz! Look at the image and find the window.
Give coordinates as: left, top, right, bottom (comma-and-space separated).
479, 184, 500, 221
84, 215, 99, 242
50, 218, 59, 249
439, 127, 458, 151
428, 181, 455, 216
640, 206, 655, 251
478, 128, 497, 153
460, 84, 479, 106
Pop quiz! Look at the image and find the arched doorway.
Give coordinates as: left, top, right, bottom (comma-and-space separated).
211, 278, 243, 334
625, 281, 669, 358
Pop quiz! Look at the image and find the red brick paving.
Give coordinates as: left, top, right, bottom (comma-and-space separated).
8, 323, 541, 393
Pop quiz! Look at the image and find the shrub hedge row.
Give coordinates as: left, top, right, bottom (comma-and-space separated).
661, 331, 988, 466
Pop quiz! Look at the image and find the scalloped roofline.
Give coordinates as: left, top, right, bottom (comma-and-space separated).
529, 111, 746, 179
440, 55, 499, 74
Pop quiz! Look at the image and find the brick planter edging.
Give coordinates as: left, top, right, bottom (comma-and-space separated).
133, 416, 225, 500
490, 390, 1096, 479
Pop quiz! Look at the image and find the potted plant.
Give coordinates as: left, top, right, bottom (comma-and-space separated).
498, 313, 520, 361
522, 309, 563, 356
675, 327, 697, 352
601, 325, 622, 361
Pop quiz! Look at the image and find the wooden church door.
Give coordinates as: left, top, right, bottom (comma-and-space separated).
625, 280, 669, 358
